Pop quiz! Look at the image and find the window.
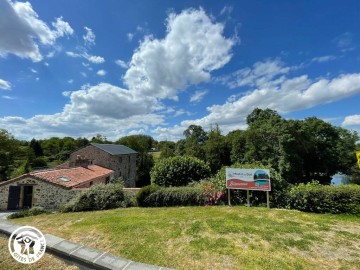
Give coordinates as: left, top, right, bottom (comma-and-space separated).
105, 176, 110, 184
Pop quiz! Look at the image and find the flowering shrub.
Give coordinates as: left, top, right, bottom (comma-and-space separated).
205, 192, 224, 206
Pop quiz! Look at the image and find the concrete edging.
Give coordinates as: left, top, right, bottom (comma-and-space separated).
0, 218, 171, 270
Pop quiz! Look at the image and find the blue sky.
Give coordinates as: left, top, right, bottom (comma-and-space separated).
0, 0, 359, 141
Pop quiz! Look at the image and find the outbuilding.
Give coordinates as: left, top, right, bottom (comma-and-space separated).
0, 164, 114, 210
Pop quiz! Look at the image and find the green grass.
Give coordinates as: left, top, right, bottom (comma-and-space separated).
8, 206, 360, 270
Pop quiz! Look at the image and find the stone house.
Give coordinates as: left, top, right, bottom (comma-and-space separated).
0, 163, 114, 210
69, 143, 137, 188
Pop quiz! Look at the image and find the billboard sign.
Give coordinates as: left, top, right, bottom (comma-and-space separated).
226, 168, 271, 191
356, 151, 360, 168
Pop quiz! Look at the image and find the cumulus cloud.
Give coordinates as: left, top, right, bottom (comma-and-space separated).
0, 0, 73, 62
83, 26, 95, 47
0, 78, 11, 90
124, 8, 235, 100
96, 69, 106, 76
1, 8, 235, 140
342, 115, 360, 126
0, 83, 163, 140
190, 90, 208, 103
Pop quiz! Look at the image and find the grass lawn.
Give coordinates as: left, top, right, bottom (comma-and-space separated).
5, 206, 360, 270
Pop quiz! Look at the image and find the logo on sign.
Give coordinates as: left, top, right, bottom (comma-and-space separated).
8, 226, 46, 264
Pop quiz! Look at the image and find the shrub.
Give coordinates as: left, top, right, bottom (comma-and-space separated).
8, 207, 49, 219
136, 185, 161, 207
60, 183, 130, 212
288, 182, 360, 214
145, 186, 206, 207
150, 156, 211, 187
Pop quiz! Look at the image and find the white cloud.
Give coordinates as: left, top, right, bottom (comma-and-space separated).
311, 55, 338, 63
0, 79, 11, 90
0, 8, 235, 140
342, 115, 360, 126
115, 59, 128, 68
97, 69, 106, 76
52, 16, 74, 37
124, 8, 235, 100
218, 59, 290, 89
66, 51, 105, 64
127, 33, 134, 41
0, 83, 163, 140
83, 26, 95, 47
0, 1, 73, 62
67, 79, 73, 84
184, 73, 360, 130
190, 90, 208, 103
2, 95, 15, 100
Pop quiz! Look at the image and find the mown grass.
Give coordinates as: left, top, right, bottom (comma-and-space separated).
7, 206, 360, 270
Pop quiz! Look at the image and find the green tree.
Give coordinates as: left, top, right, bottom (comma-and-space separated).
159, 141, 175, 159
183, 125, 207, 159
227, 129, 247, 164
151, 156, 211, 187
29, 138, 43, 157
0, 129, 20, 181
204, 125, 230, 174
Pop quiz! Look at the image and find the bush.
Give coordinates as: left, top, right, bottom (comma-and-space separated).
8, 207, 49, 219
136, 185, 161, 207
151, 156, 211, 187
60, 183, 130, 212
288, 182, 360, 214
145, 186, 206, 207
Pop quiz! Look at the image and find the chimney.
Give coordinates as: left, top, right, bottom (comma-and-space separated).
75, 156, 91, 168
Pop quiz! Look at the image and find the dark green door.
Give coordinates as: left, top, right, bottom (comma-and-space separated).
7, 186, 21, 210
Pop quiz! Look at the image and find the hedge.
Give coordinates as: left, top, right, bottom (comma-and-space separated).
288, 182, 360, 214
136, 185, 206, 207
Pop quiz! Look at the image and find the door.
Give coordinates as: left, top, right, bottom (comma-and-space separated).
7, 186, 21, 210
23, 186, 33, 208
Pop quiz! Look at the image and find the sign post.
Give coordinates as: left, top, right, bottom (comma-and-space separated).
226, 168, 271, 208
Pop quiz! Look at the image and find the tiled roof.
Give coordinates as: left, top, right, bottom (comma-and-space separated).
91, 143, 137, 155
29, 165, 113, 188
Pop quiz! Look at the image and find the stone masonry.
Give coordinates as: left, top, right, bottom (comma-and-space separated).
69, 144, 137, 187
0, 176, 79, 210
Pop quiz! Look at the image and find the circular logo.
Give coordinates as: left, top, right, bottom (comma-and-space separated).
8, 226, 46, 264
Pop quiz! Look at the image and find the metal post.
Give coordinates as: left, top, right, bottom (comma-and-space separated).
228, 189, 231, 206
266, 191, 270, 209
246, 190, 250, 207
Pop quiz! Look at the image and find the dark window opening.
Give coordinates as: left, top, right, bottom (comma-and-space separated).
89, 181, 93, 186
105, 176, 110, 184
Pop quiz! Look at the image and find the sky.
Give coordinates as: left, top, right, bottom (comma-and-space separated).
0, 0, 360, 142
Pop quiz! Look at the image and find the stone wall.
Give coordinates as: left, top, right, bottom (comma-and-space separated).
69, 145, 137, 187
0, 177, 78, 210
